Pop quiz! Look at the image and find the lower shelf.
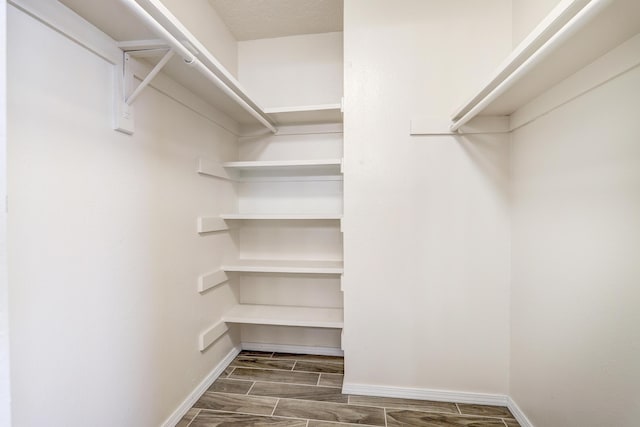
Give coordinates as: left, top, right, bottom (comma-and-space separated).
222, 259, 343, 274
223, 305, 344, 329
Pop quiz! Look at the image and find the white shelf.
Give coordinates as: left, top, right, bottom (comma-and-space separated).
265, 104, 342, 125
452, 0, 640, 121
223, 305, 344, 329
223, 158, 343, 181
220, 213, 342, 220
222, 259, 344, 274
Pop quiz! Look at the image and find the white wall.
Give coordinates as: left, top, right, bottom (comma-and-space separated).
163, 0, 239, 76
511, 0, 558, 47
509, 50, 640, 427
343, 0, 512, 394
238, 32, 343, 108
8, 6, 239, 426
0, 1, 10, 425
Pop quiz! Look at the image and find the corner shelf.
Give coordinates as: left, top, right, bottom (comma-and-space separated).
223, 304, 344, 329
451, 0, 640, 124
265, 104, 343, 125
222, 259, 344, 275
220, 213, 342, 220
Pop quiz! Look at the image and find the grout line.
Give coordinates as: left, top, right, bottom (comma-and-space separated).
292, 360, 298, 372
502, 419, 509, 427
246, 381, 256, 395
384, 408, 388, 427
305, 420, 310, 427
184, 408, 200, 427
246, 379, 342, 390
197, 408, 309, 423
271, 398, 280, 416
347, 395, 351, 405
228, 377, 331, 388
455, 403, 462, 415
231, 364, 300, 373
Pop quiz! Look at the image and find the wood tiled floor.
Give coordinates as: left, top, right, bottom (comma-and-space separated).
176, 351, 520, 427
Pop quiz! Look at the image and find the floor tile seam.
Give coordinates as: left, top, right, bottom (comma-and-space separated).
346, 402, 459, 416
454, 402, 461, 415
228, 377, 322, 387
230, 364, 297, 373
294, 368, 345, 375
233, 364, 344, 375
197, 408, 307, 422
264, 357, 345, 366
184, 408, 201, 427
200, 390, 279, 403
249, 379, 342, 390
276, 397, 387, 412
383, 408, 388, 427
272, 398, 281, 416
383, 407, 516, 422
245, 381, 257, 395
502, 419, 509, 427
248, 393, 349, 404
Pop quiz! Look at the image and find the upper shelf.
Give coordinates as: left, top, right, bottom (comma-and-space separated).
265, 104, 343, 125
57, 0, 276, 129
451, 0, 640, 128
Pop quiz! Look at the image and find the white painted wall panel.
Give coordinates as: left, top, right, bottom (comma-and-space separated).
162, 0, 239, 76
343, 0, 512, 394
238, 32, 343, 108
0, 1, 10, 424
510, 63, 640, 427
511, 0, 559, 47
7, 7, 239, 426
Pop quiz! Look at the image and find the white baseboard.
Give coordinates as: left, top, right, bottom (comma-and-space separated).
508, 396, 534, 427
241, 342, 344, 356
342, 383, 508, 407
160, 346, 240, 427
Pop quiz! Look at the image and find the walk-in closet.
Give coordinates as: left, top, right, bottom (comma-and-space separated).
2, 1, 639, 426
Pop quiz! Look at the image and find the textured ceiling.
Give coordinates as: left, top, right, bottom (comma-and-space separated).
208, 0, 343, 41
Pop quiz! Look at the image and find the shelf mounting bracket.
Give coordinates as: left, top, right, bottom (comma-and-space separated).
113, 46, 174, 135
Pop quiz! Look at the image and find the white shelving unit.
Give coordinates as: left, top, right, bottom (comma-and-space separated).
265, 103, 343, 125
223, 305, 344, 329
222, 259, 344, 275
450, 0, 640, 130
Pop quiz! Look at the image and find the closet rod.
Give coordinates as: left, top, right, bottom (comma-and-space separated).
449, 0, 612, 132
118, 0, 278, 134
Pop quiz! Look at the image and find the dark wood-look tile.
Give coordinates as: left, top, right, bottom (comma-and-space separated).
239, 350, 274, 358
457, 404, 514, 419
273, 398, 386, 426
386, 410, 506, 427
349, 395, 458, 414
308, 422, 378, 427
175, 408, 200, 427
206, 378, 254, 395
221, 366, 235, 378
272, 353, 344, 364
318, 374, 343, 388
232, 357, 296, 371
190, 410, 306, 427
504, 419, 521, 427
230, 367, 319, 385
250, 382, 348, 403
193, 392, 277, 415
294, 360, 344, 374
